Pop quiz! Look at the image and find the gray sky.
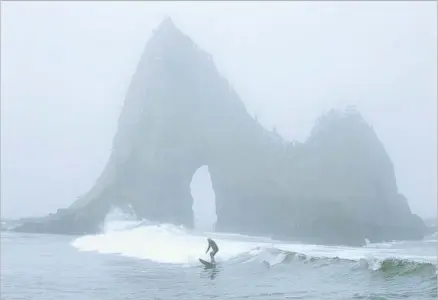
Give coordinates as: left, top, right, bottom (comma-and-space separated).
1, 1, 436, 220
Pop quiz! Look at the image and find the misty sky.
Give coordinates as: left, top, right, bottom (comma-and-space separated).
1, 1, 436, 220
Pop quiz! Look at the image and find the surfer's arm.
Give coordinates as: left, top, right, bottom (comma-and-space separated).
205, 244, 211, 253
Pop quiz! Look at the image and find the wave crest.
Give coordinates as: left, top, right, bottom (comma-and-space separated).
71, 214, 436, 278
252, 247, 436, 276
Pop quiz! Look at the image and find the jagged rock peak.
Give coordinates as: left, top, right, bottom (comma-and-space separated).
155, 16, 178, 35
148, 16, 191, 48
140, 16, 209, 72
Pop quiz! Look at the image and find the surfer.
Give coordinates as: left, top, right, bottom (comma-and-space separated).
205, 237, 219, 263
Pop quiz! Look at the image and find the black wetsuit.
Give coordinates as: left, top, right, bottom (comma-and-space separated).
206, 239, 219, 262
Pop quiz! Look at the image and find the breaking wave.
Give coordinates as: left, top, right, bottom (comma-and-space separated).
71, 209, 436, 278
255, 247, 436, 276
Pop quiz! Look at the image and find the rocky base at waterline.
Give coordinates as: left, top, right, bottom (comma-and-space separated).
11, 18, 428, 246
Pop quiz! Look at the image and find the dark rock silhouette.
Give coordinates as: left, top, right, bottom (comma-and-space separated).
13, 18, 427, 245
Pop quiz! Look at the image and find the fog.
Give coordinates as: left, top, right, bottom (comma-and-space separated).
191, 166, 217, 231
1, 1, 436, 220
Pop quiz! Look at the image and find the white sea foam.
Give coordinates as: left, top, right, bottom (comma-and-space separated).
71, 210, 437, 266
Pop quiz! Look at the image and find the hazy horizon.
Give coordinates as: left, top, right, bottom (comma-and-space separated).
1, 1, 436, 220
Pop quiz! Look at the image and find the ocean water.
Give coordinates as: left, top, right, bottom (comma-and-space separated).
1, 219, 436, 300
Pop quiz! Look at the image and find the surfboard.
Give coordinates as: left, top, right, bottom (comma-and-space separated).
199, 258, 216, 268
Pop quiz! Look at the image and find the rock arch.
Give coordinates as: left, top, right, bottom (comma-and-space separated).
13, 18, 427, 246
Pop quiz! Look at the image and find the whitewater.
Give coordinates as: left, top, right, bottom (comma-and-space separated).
71, 213, 436, 271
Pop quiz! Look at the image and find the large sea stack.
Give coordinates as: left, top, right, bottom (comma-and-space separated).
13, 18, 426, 246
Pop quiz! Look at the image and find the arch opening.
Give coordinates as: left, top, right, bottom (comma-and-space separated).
190, 165, 217, 232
